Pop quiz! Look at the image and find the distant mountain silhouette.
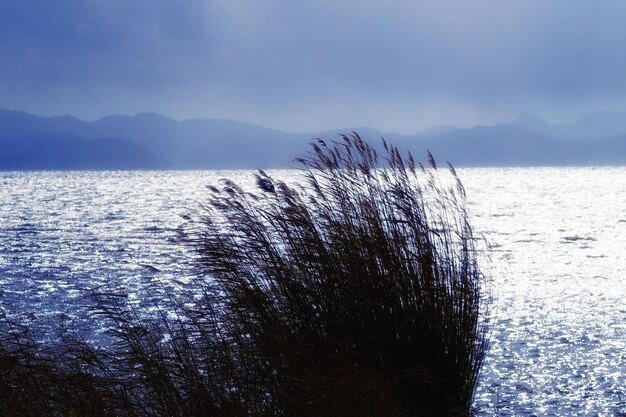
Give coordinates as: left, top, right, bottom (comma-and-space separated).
86, 113, 311, 168
404, 124, 563, 166
0, 109, 311, 170
0, 109, 86, 139
0, 134, 168, 170
514, 110, 626, 140
2, 108, 626, 169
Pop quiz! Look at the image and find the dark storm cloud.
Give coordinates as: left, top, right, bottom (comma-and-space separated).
0, 1, 208, 85
2, 0, 626, 132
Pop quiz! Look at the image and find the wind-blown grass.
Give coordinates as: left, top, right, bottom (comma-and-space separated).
0, 133, 488, 416
193, 133, 489, 416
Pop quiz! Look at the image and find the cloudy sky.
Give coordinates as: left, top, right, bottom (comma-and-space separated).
1, 1, 626, 133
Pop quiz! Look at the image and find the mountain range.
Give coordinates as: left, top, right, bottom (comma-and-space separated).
2, 108, 626, 170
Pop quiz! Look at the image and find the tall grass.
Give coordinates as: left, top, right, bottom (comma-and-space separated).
0, 133, 488, 416
194, 133, 489, 416
1, 295, 246, 417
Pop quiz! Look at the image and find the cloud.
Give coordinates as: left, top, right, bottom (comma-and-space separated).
2, 0, 626, 132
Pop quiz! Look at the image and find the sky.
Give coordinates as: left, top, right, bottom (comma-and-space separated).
2, 0, 626, 134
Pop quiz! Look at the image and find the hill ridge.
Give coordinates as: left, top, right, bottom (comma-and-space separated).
3, 108, 626, 169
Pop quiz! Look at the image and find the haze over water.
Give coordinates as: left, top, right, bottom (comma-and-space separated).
1, 167, 626, 415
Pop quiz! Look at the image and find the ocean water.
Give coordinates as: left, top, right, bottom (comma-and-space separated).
1, 167, 626, 415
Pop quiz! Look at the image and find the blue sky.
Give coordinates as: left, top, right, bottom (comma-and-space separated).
1, 1, 626, 133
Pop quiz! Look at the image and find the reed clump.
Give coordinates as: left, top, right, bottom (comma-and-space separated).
194, 133, 489, 416
1, 297, 246, 417
0, 133, 488, 416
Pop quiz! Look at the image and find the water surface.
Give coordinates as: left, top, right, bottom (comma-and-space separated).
1, 167, 626, 415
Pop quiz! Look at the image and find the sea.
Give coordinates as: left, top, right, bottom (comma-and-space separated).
1, 167, 626, 416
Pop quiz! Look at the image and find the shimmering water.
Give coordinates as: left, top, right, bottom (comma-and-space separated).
1, 167, 626, 415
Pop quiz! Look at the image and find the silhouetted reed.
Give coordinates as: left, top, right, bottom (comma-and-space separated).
1, 294, 247, 417
194, 133, 489, 416
0, 133, 488, 416
0, 314, 128, 416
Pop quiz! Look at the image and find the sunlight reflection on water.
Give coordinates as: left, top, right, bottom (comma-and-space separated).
1, 167, 626, 415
